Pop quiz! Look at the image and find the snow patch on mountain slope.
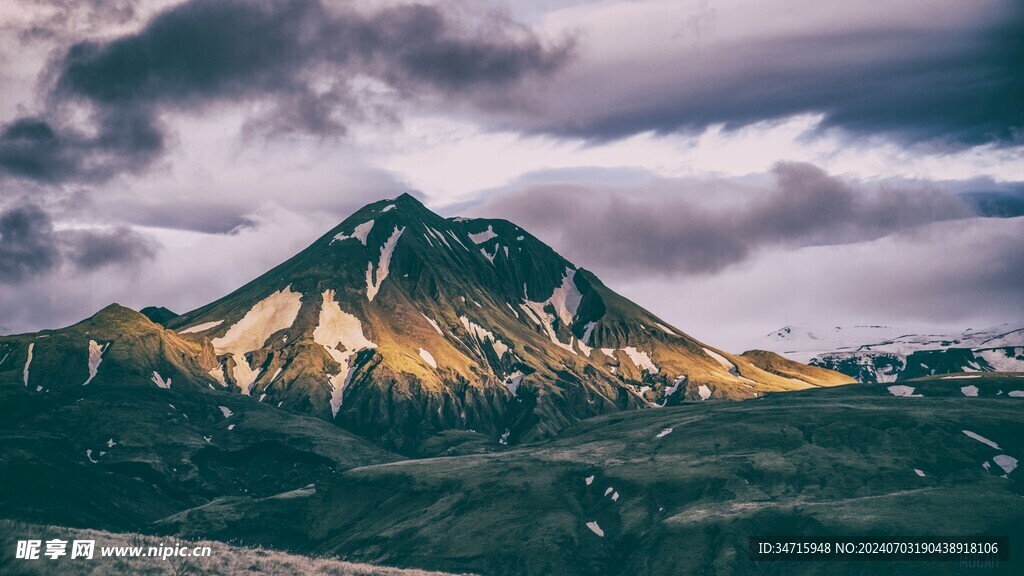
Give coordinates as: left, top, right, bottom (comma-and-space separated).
219, 406, 234, 418
480, 244, 499, 264
208, 365, 227, 387
333, 220, 375, 245
314, 290, 377, 416
698, 384, 712, 400
418, 348, 437, 369
232, 358, 262, 395
314, 290, 376, 353
522, 269, 582, 355
702, 347, 738, 376
962, 430, 1000, 450
213, 287, 303, 357
654, 322, 676, 335
656, 427, 673, 438
380, 204, 396, 213
581, 321, 597, 345
961, 385, 979, 397
366, 226, 405, 301
460, 316, 510, 358
622, 346, 658, 373
180, 320, 224, 334
887, 385, 920, 397
503, 371, 525, 395
993, 455, 1018, 475
545, 268, 583, 326
82, 340, 108, 385
468, 225, 497, 244
22, 342, 33, 386
586, 521, 604, 537
577, 338, 593, 357
151, 371, 171, 389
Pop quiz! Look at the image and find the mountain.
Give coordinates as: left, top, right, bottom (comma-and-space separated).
760, 323, 1024, 382
139, 306, 179, 326
0, 305, 401, 530
2, 195, 850, 454
144, 193, 847, 451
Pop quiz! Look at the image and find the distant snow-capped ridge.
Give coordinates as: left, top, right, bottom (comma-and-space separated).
761, 323, 1024, 383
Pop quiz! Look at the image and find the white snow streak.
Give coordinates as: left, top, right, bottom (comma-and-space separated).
421, 313, 445, 336
914, 469, 926, 477
180, 320, 224, 334
962, 430, 1000, 450
960, 385, 979, 397
654, 322, 676, 335
460, 316, 510, 357
656, 427, 673, 438
83, 340, 108, 385
22, 342, 34, 387
366, 226, 405, 301
219, 406, 234, 418
702, 347, 739, 376
586, 521, 604, 537
698, 384, 712, 401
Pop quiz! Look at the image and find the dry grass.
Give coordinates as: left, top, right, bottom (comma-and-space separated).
0, 520, 470, 576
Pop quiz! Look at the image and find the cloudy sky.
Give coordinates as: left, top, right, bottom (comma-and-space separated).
0, 0, 1021, 350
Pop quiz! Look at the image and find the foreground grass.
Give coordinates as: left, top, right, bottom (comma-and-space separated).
0, 519, 470, 576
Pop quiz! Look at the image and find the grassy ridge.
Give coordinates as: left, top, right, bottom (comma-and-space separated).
159, 376, 1024, 575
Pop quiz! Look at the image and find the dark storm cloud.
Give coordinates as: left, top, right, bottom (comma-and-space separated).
0, 203, 61, 283
471, 162, 974, 276
523, 2, 1023, 147
0, 202, 159, 283
0, 0, 572, 184
59, 226, 158, 269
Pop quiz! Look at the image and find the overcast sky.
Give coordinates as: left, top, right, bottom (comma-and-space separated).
0, 0, 1021, 350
